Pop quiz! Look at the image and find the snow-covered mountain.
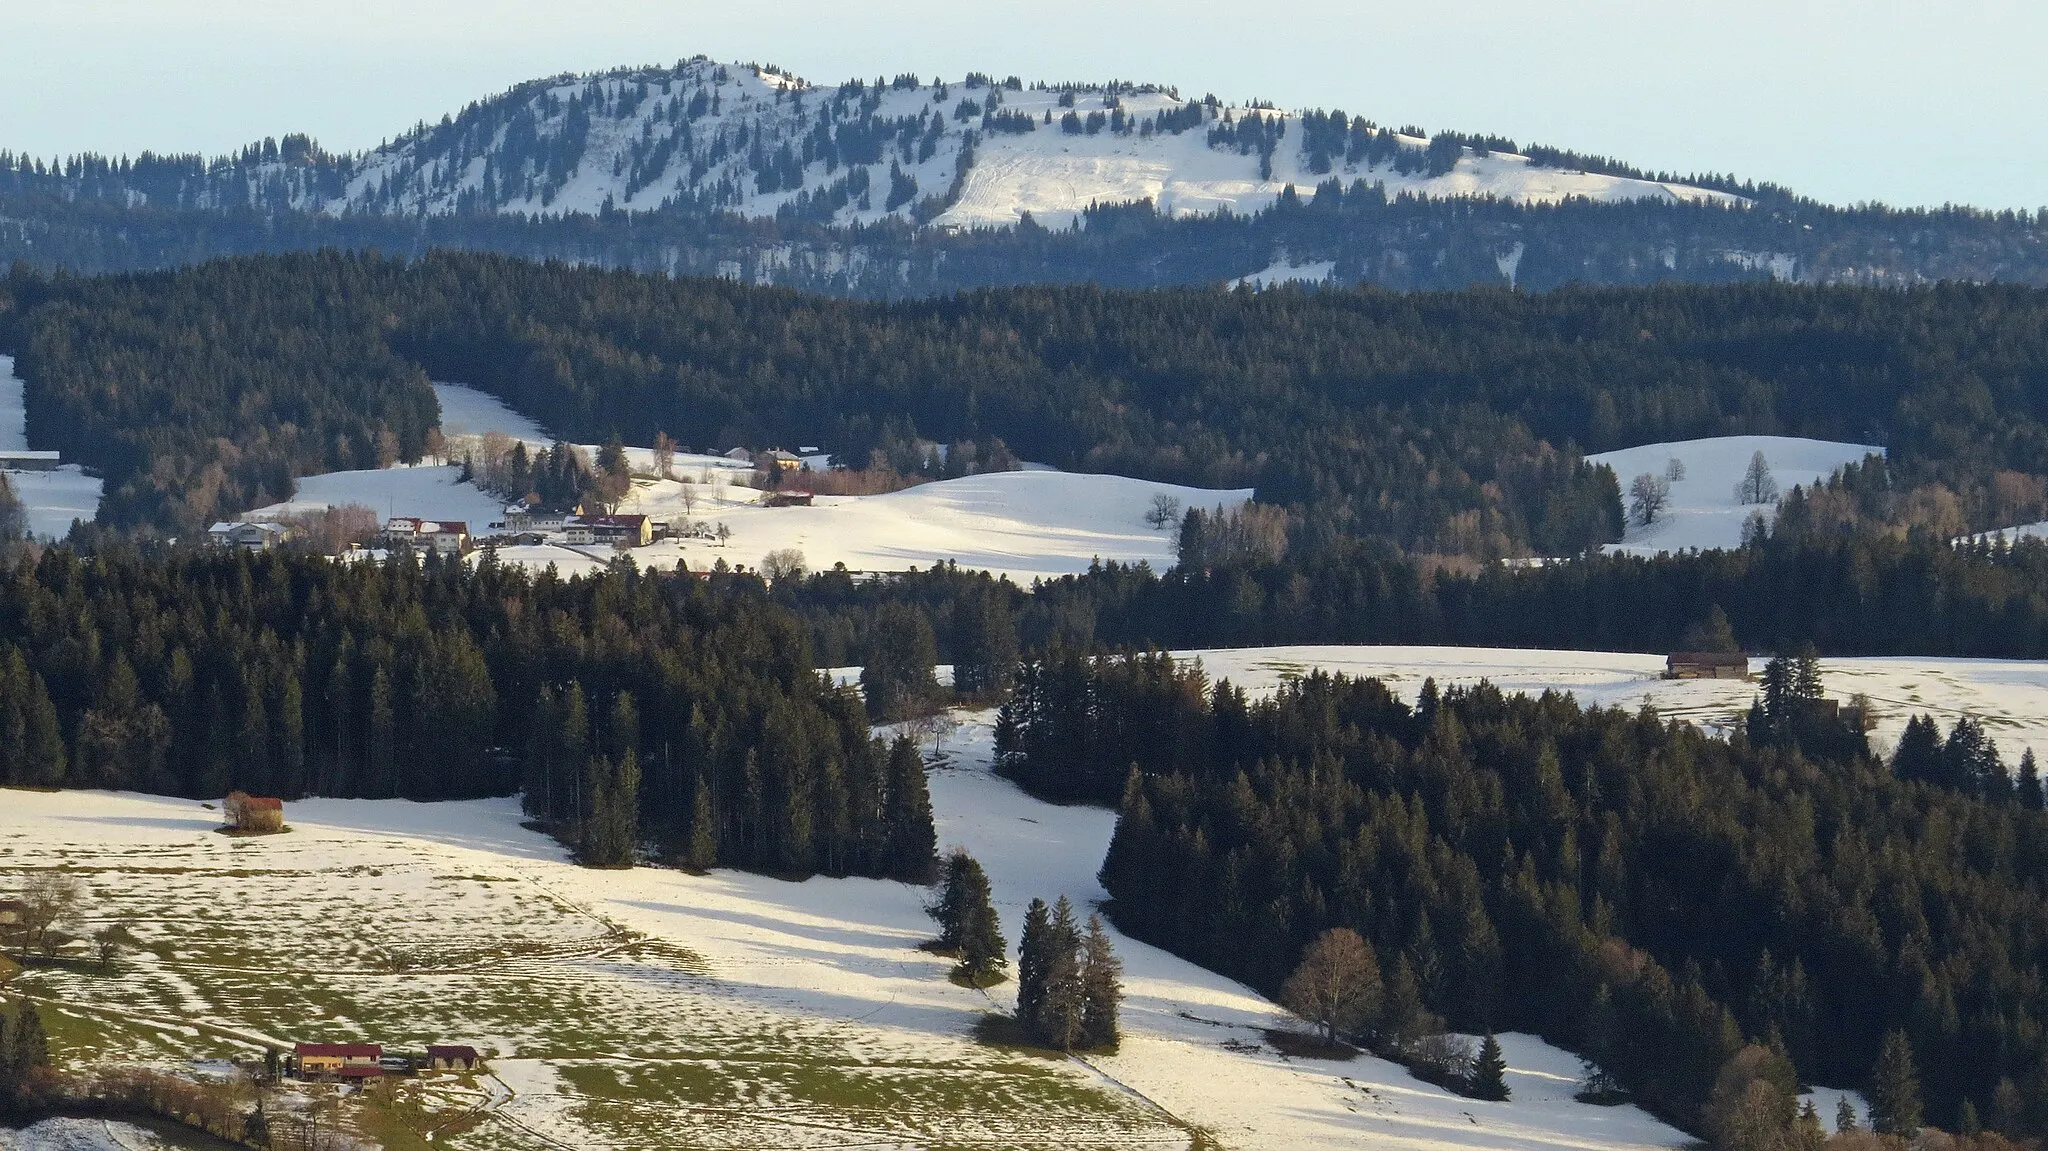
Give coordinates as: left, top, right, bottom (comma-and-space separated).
78, 59, 1743, 232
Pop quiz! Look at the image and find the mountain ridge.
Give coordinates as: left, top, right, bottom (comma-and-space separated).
1, 57, 2044, 292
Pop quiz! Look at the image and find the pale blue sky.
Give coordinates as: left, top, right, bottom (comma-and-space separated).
4, 0, 2042, 209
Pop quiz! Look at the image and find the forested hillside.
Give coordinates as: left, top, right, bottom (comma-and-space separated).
997, 652, 2048, 1138
2, 58, 2046, 290
0, 545, 936, 880
9, 253, 2048, 555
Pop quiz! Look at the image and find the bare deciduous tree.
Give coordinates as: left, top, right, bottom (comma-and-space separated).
653, 431, 677, 480
1280, 927, 1382, 1045
762, 547, 808, 582
1735, 450, 1780, 505
1144, 492, 1183, 530
1629, 472, 1673, 526
19, 870, 84, 958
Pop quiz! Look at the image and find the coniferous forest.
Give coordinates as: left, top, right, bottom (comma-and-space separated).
0, 545, 936, 881
995, 651, 2048, 1136
11, 251, 2048, 556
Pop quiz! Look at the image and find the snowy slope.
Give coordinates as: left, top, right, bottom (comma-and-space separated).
244, 463, 506, 527
206, 59, 1739, 235
1588, 435, 1881, 555
0, 1119, 165, 1151
432, 381, 550, 442
612, 469, 1250, 583
0, 353, 105, 539
1179, 644, 2048, 766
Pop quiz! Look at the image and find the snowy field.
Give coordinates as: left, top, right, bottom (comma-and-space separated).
5, 716, 1708, 1151
0, 1119, 174, 1151
1179, 645, 2048, 763
0, 354, 104, 539
1588, 435, 1881, 555
432, 381, 550, 443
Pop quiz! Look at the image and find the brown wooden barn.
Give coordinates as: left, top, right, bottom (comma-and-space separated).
224, 792, 286, 834
426, 1045, 483, 1072
1664, 652, 1750, 680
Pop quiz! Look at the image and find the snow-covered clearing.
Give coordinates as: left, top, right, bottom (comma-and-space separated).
244, 464, 506, 528
609, 469, 1250, 583
1179, 644, 2048, 763
431, 381, 550, 443
1965, 520, 2048, 546
0, 354, 104, 539
1227, 258, 1336, 289
1588, 435, 1881, 555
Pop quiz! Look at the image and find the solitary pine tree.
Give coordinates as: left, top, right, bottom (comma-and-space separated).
1867, 1030, 1921, 1138
2020, 749, 2044, 811
1835, 1096, 1857, 1132
685, 777, 718, 870
1472, 1033, 1511, 1101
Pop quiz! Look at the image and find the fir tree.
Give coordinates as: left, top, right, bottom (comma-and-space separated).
1867, 1030, 1921, 1138
882, 737, 937, 881
686, 776, 718, 870
2019, 749, 2043, 811
1078, 914, 1123, 1049
1835, 1096, 1857, 1133
1016, 898, 1054, 1028
1472, 1033, 1511, 1101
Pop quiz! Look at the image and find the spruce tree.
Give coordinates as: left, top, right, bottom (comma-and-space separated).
2019, 749, 2043, 811
1016, 898, 1053, 1027
1078, 914, 1123, 1049
1472, 1033, 1511, 1101
929, 850, 1005, 983
1892, 715, 1942, 784
882, 737, 936, 881
1835, 1096, 1857, 1133
1034, 896, 1085, 1049
1867, 1030, 1921, 1138
686, 776, 718, 870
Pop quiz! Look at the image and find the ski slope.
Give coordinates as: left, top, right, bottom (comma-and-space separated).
0, 353, 105, 539
1588, 435, 1881, 555
1179, 644, 2048, 762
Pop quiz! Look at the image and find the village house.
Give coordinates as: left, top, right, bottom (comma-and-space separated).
426, 1045, 483, 1073
567, 514, 651, 547
207, 521, 298, 551
504, 505, 568, 533
223, 791, 285, 834
1664, 652, 1750, 680
378, 518, 472, 556
759, 449, 806, 473
294, 1043, 382, 1080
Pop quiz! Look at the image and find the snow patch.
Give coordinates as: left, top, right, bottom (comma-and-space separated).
1589, 435, 1881, 555
1229, 257, 1337, 289
0, 354, 105, 539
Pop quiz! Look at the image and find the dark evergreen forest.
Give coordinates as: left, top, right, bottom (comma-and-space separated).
996, 651, 2048, 1137
10, 252, 2048, 561
0, 545, 936, 881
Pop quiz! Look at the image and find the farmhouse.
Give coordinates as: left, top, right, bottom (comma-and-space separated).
759, 449, 805, 473
504, 506, 567, 533
223, 792, 286, 834
0, 898, 24, 928
294, 1043, 382, 1080
567, 514, 652, 547
426, 1045, 483, 1072
207, 521, 297, 551
1665, 652, 1749, 680
379, 518, 472, 556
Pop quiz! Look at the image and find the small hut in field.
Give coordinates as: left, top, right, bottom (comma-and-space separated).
223, 791, 286, 834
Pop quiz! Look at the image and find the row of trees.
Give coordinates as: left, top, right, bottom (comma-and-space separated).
0, 545, 937, 882
996, 650, 2048, 1137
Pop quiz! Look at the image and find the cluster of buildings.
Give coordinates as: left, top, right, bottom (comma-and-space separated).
291, 1042, 482, 1080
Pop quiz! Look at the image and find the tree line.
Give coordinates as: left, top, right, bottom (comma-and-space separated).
995, 650, 2048, 1140
0, 544, 936, 881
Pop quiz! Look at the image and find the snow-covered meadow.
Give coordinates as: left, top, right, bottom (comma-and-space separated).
0, 354, 104, 539
1178, 644, 2048, 764
1588, 435, 1881, 555
4, 705, 1707, 1151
